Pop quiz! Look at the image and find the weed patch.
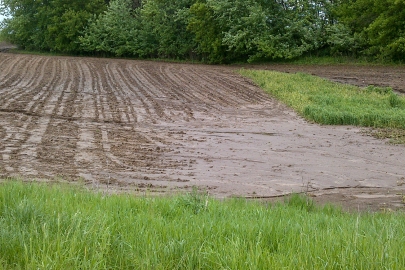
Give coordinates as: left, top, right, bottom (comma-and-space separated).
365, 128, 405, 144
240, 70, 405, 134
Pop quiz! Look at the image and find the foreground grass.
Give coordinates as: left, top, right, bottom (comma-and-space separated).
240, 70, 405, 141
1, 181, 405, 269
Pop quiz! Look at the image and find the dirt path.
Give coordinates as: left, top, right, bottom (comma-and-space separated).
0, 53, 404, 211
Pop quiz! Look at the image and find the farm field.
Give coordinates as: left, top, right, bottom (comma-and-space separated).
0, 52, 404, 211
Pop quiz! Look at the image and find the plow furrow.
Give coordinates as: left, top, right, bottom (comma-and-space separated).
1, 53, 403, 200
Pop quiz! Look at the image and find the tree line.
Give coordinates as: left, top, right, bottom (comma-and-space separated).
1, 0, 404, 63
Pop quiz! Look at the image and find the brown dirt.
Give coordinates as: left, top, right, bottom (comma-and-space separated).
0, 51, 404, 212
0, 41, 17, 53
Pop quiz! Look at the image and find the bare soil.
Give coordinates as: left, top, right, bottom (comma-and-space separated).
0, 41, 17, 53
0, 51, 404, 212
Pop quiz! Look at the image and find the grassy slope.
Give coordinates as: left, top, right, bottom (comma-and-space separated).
1, 181, 405, 269
240, 69, 405, 143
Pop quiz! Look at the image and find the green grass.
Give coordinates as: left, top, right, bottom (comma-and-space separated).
284, 55, 404, 66
243, 54, 405, 66
240, 69, 405, 131
1, 180, 405, 269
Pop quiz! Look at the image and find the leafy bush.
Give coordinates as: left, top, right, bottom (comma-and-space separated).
80, 0, 139, 57
0, 0, 106, 53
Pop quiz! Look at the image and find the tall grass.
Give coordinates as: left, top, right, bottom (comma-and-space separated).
1, 180, 405, 269
240, 70, 405, 129
285, 55, 404, 66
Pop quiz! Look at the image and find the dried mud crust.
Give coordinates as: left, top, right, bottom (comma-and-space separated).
0, 53, 404, 211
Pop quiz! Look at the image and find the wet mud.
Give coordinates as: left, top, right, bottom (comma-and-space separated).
0, 52, 404, 211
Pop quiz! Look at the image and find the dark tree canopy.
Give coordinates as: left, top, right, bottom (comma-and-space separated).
0, 0, 107, 53
1, 0, 403, 62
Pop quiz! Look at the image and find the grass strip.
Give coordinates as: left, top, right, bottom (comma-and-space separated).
1, 180, 405, 269
286, 55, 404, 66
240, 69, 405, 131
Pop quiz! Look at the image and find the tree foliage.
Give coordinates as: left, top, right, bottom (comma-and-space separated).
1, 0, 404, 62
80, 0, 139, 56
189, 0, 333, 62
335, 0, 405, 60
0, 0, 106, 53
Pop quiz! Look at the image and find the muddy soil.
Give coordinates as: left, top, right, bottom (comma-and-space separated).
0, 52, 404, 212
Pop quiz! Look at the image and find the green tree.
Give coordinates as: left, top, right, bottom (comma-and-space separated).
80, 0, 140, 56
187, 2, 230, 63
254, 0, 335, 60
367, 0, 405, 60
138, 0, 196, 59
2, 0, 354, 62
335, 0, 405, 60
188, 0, 335, 62
0, 0, 43, 49
0, 0, 106, 52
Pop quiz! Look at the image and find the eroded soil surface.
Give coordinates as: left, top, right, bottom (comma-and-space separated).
0, 51, 404, 211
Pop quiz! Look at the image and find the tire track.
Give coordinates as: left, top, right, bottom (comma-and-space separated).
165, 65, 238, 107
207, 69, 270, 103
121, 64, 160, 123
0, 57, 49, 109
112, 64, 139, 123
2, 55, 266, 184
9, 57, 45, 88
3, 59, 53, 113
9, 57, 75, 176
137, 64, 196, 122
72, 59, 105, 183
75, 59, 97, 121
99, 62, 176, 174
0, 54, 22, 83
0, 54, 288, 190
1, 57, 61, 175
0, 55, 32, 87
186, 66, 264, 105
129, 65, 177, 120
0, 125, 6, 174
126, 64, 169, 122
157, 65, 218, 109
104, 62, 134, 124
101, 63, 123, 123
13, 58, 65, 175
89, 61, 114, 123
35, 58, 82, 178
75, 60, 117, 184
76, 60, 129, 181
